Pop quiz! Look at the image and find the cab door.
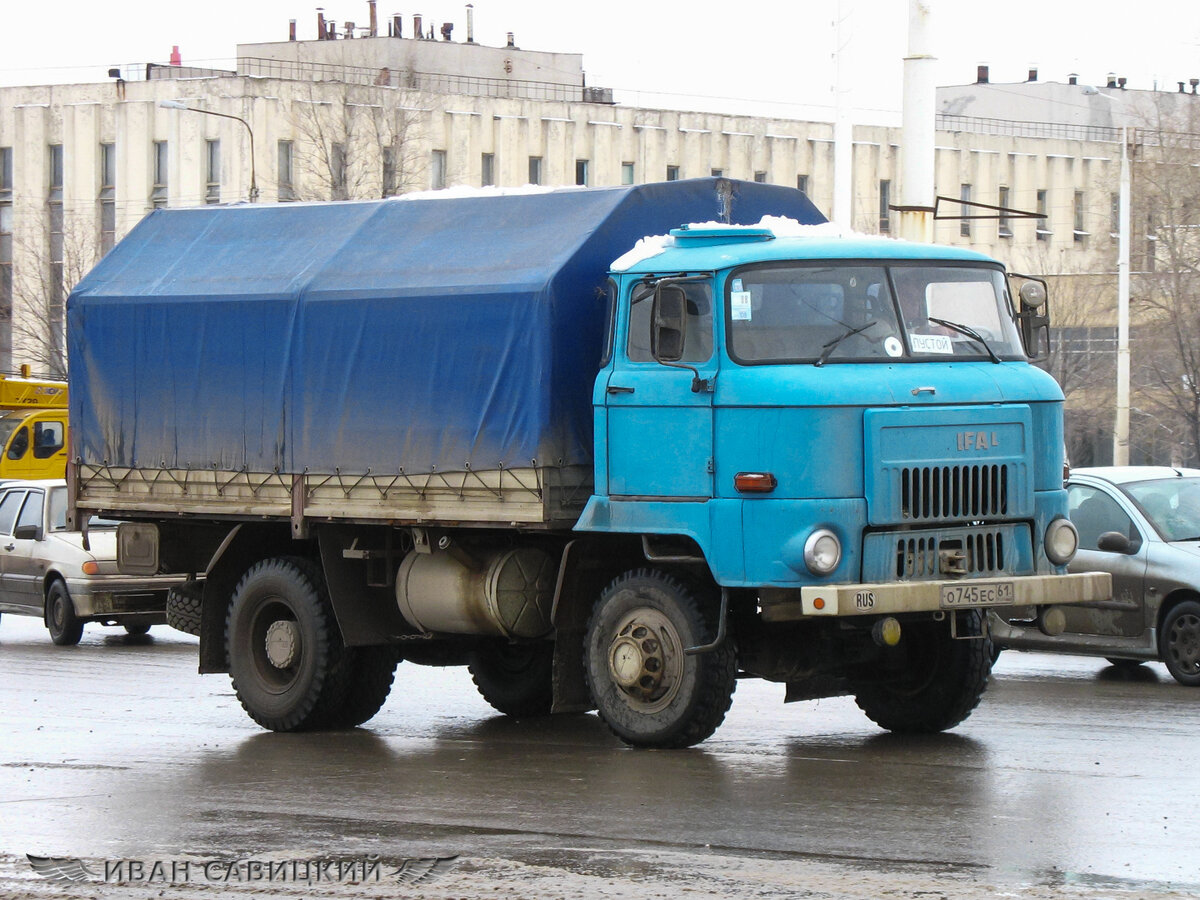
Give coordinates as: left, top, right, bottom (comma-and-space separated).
605, 278, 716, 499
0, 488, 34, 613
1064, 481, 1148, 638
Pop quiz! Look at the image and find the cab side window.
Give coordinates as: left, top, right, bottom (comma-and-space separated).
1068, 484, 1137, 551
0, 490, 26, 536
627, 281, 713, 363
33, 421, 64, 459
7, 427, 28, 460
15, 491, 43, 534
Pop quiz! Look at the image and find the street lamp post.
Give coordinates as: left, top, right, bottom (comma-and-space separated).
158, 99, 258, 202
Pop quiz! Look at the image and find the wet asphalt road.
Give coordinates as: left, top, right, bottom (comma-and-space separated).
1, 613, 1198, 897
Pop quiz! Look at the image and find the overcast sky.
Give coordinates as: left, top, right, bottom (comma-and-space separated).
3, 1, 1199, 123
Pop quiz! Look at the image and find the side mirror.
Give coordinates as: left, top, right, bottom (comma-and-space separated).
651, 285, 686, 362
1097, 531, 1140, 554
13, 524, 42, 541
1009, 274, 1050, 362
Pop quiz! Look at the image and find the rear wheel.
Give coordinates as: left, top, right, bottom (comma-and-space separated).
46, 579, 84, 646
226, 557, 350, 732
468, 640, 554, 717
324, 646, 399, 728
1160, 600, 1200, 686
584, 569, 736, 748
853, 611, 991, 733
166, 581, 203, 636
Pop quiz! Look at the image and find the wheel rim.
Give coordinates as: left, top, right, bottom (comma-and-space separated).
249, 599, 303, 693
51, 593, 66, 630
1167, 612, 1200, 676
606, 607, 683, 714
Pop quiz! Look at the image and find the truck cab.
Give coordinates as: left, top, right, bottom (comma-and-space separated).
0, 372, 68, 481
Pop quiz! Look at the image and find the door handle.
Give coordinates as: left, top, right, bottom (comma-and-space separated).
3, 543, 13, 551
607, 385, 635, 395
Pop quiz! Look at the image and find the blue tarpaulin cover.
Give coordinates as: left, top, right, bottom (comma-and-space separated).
67, 178, 826, 476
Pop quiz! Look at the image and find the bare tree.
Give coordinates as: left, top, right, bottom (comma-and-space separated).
289, 81, 429, 202
11, 206, 99, 378
1126, 104, 1200, 465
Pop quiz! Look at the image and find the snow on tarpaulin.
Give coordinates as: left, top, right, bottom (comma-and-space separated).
67, 178, 825, 477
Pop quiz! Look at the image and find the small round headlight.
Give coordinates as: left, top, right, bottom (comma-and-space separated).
1045, 516, 1079, 565
804, 529, 842, 576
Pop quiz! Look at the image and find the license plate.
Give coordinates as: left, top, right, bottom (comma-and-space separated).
940, 581, 1015, 608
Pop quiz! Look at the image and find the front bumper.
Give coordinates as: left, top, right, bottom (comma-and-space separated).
65, 574, 182, 619
779, 572, 1111, 619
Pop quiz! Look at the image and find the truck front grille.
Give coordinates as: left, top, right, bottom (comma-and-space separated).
862, 523, 1030, 583
900, 464, 1009, 521
894, 530, 1006, 579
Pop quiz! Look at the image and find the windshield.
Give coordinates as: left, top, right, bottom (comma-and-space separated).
727, 263, 1025, 364
0, 415, 23, 447
1123, 477, 1200, 542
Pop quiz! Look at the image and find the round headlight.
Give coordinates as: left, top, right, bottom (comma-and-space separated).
804, 529, 842, 576
1045, 516, 1079, 565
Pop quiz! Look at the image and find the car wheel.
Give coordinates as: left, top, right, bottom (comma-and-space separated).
46, 579, 84, 646
584, 569, 736, 748
1105, 657, 1143, 670
1160, 600, 1200, 686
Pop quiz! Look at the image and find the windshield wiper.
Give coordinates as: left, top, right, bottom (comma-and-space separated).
815, 321, 877, 367
928, 316, 1001, 364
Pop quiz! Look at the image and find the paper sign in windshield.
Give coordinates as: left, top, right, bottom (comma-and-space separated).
731, 291, 753, 321
910, 334, 954, 354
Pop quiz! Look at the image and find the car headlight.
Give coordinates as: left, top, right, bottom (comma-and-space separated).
803, 529, 842, 576
1045, 516, 1079, 565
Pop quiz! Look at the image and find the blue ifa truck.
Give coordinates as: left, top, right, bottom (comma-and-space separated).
67, 178, 1108, 747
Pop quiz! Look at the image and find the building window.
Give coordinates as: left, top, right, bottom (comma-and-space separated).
754, 171, 767, 183
1036, 189, 1051, 241
1146, 214, 1157, 272
430, 149, 446, 190
48, 144, 65, 367
878, 179, 891, 234
621, 162, 634, 185
1073, 191, 1087, 241
711, 168, 723, 177
997, 186, 1012, 238
797, 174, 808, 194
480, 152, 495, 187
277, 140, 295, 201
0, 147, 12, 371
205, 139, 220, 205
151, 140, 168, 208
959, 183, 972, 237
666, 165, 680, 181
575, 159, 589, 186
99, 142, 116, 254
528, 156, 542, 185
332, 142, 348, 199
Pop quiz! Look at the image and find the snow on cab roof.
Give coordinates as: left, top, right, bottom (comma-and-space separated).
610, 216, 993, 272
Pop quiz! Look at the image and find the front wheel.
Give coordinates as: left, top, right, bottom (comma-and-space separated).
1160, 600, 1200, 686
584, 569, 736, 748
46, 580, 84, 646
226, 557, 350, 732
852, 610, 991, 733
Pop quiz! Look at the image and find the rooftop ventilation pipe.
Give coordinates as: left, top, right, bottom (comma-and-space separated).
1106, 73, 1117, 88
1028, 66, 1037, 82
289, 19, 297, 40
466, 3, 474, 42
317, 8, 327, 40
1068, 73, 1078, 85
976, 64, 988, 84
368, 0, 378, 36
390, 14, 401, 37
414, 14, 422, 39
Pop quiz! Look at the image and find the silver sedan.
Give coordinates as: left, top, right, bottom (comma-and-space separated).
0, 479, 181, 645
990, 466, 1200, 685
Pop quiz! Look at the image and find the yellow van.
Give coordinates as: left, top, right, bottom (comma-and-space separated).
0, 370, 68, 480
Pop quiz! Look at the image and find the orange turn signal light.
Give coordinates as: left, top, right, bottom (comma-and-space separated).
82, 561, 101, 575
734, 472, 777, 494
813, 597, 826, 610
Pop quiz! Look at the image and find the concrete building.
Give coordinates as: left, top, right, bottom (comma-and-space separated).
2, 20, 1196, 462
